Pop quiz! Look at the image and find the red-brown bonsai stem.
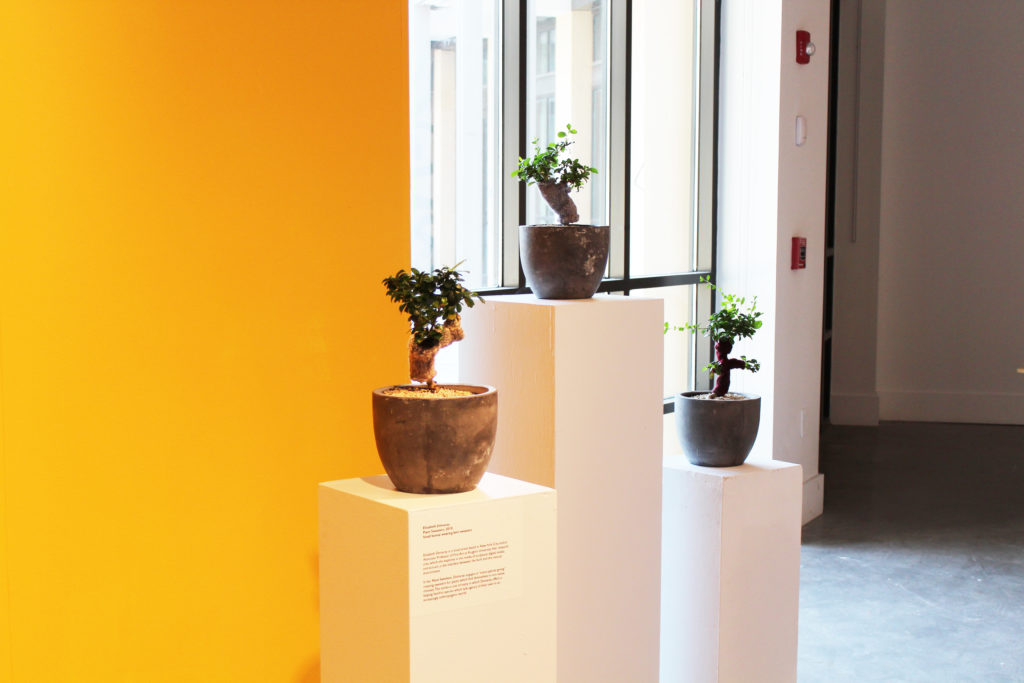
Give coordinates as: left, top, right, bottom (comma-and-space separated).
537, 182, 579, 224
712, 339, 750, 396
409, 317, 465, 390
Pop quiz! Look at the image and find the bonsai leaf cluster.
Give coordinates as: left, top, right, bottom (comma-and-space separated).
511, 123, 597, 224
512, 124, 597, 190
666, 277, 762, 397
383, 264, 483, 388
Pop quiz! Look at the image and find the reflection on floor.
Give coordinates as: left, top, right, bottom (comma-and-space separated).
799, 421, 1024, 683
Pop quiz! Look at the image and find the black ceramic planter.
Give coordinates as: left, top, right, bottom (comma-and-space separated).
372, 385, 498, 494
673, 391, 761, 467
519, 224, 610, 299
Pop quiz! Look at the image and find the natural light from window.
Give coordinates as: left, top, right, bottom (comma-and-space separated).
409, 0, 712, 399
409, 0, 502, 291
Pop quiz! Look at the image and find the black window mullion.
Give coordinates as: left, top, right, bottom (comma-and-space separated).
517, 0, 527, 289
491, 0, 721, 410
621, 0, 633, 295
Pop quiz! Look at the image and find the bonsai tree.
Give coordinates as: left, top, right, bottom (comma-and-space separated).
667, 277, 762, 397
382, 264, 483, 390
512, 123, 598, 225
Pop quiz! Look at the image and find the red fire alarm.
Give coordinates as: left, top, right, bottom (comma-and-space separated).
791, 237, 807, 269
796, 30, 815, 64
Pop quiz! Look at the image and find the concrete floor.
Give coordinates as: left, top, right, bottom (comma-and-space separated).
799, 421, 1024, 682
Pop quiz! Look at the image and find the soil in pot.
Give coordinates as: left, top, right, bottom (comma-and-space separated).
383, 386, 473, 399
372, 384, 498, 494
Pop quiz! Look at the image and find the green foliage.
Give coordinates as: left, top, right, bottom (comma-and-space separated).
703, 355, 761, 378
510, 124, 598, 191
665, 276, 762, 378
382, 264, 483, 348
679, 277, 763, 344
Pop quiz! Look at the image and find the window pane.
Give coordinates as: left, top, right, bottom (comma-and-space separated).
526, 0, 610, 227
409, 0, 501, 290
629, 0, 698, 275
631, 285, 695, 398
664, 411, 684, 455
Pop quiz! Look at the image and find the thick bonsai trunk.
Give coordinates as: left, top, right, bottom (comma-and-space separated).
537, 182, 579, 225
409, 317, 465, 390
712, 340, 750, 397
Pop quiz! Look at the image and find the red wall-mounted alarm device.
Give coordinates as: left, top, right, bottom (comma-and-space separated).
796, 30, 814, 64
791, 237, 807, 269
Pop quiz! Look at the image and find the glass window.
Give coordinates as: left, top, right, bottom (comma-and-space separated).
409, 0, 502, 290
630, 0, 698, 276
631, 285, 695, 397
408, 0, 718, 400
526, 0, 609, 227
537, 18, 556, 74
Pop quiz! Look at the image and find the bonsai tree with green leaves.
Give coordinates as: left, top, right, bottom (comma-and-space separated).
382, 264, 483, 390
512, 123, 598, 225
667, 277, 762, 397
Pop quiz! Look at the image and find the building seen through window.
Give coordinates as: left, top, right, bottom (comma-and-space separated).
527, 2, 608, 228
409, 0, 501, 289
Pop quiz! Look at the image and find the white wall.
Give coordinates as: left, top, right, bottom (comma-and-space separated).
832, 0, 1024, 425
876, 1, 1024, 424
718, 0, 831, 523
829, 0, 885, 425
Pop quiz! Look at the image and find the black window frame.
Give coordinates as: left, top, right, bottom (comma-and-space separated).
481, 0, 722, 413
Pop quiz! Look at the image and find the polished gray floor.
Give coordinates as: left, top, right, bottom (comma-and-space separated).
799, 421, 1024, 682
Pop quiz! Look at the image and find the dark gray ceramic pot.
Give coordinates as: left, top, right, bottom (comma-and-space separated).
673, 391, 761, 467
372, 385, 497, 494
519, 224, 610, 299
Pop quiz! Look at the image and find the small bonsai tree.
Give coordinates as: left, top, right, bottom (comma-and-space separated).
383, 264, 483, 390
512, 123, 598, 225
667, 277, 762, 397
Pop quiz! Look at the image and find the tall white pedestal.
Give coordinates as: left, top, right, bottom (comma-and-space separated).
661, 458, 802, 683
461, 295, 664, 683
319, 473, 556, 683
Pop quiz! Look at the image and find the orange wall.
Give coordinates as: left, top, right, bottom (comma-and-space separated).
0, 2, 409, 680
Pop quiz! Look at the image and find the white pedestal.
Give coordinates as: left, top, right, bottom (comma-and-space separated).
319, 473, 556, 683
461, 295, 664, 683
661, 458, 802, 683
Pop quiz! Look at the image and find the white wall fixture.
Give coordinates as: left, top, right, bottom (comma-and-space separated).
661, 458, 802, 683
319, 473, 556, 682
460, 295, 664, 683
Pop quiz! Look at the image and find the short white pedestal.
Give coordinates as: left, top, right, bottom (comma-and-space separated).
461, 295, 664, 683
661, 458, 802, 683
319, 473, 556, 683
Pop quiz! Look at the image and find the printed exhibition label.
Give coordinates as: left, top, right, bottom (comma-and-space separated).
409, 497, 524, 616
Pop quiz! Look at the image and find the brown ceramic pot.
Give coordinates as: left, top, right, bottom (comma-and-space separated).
371, 385, 498, 494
